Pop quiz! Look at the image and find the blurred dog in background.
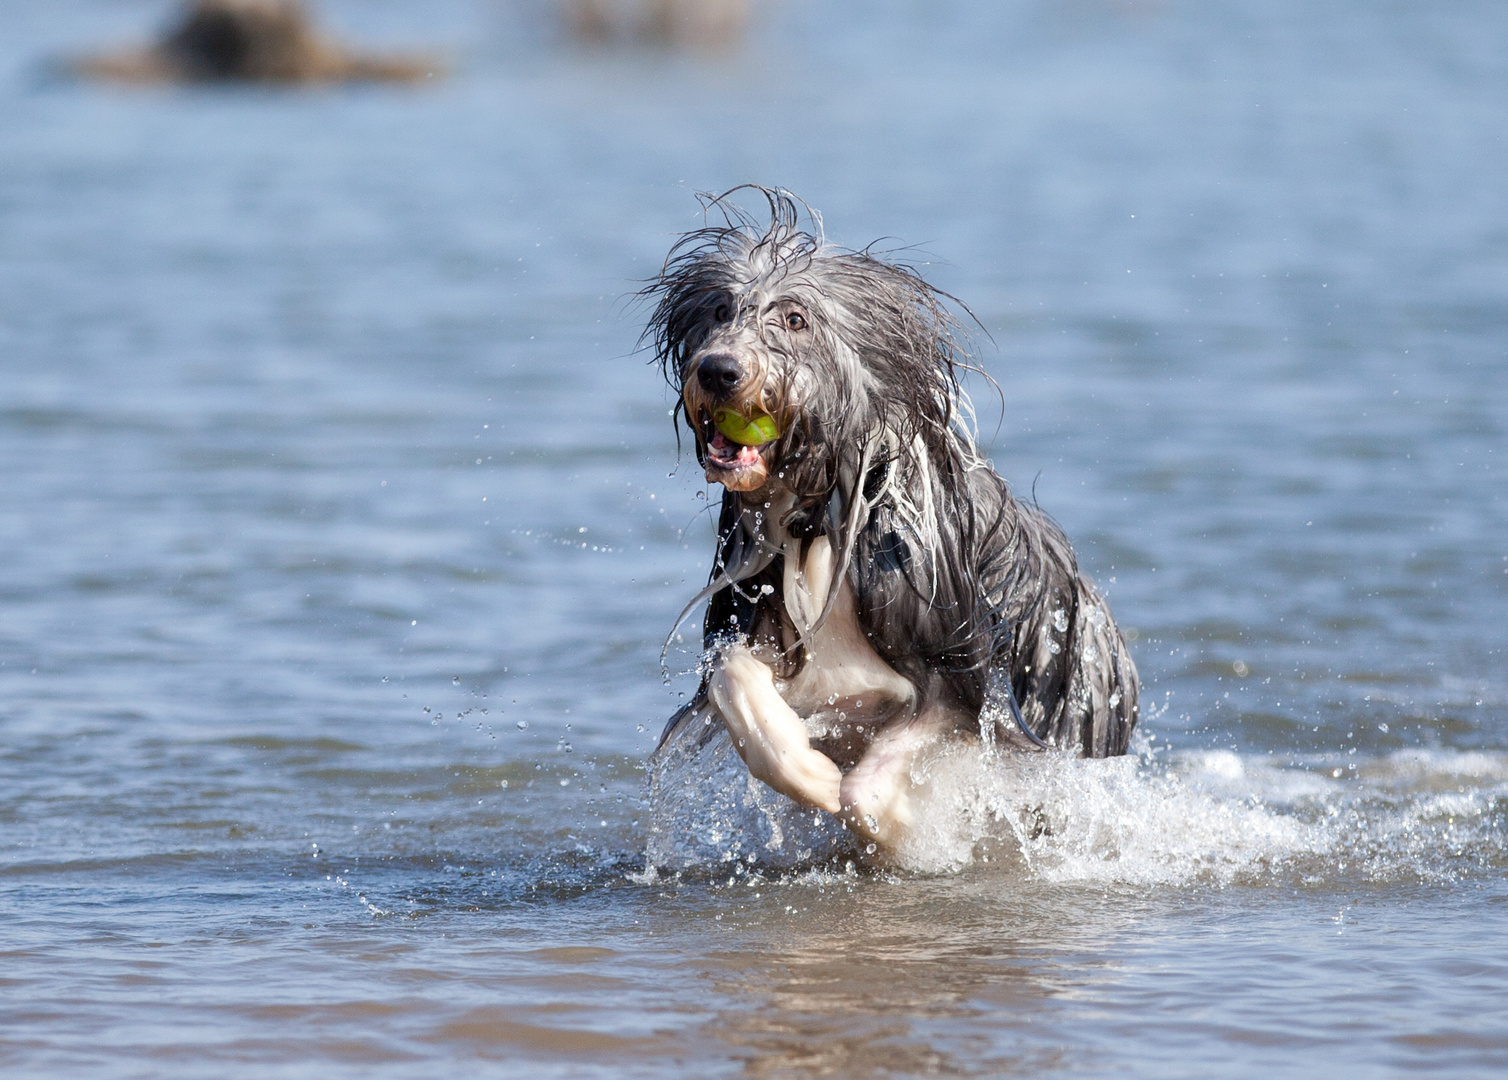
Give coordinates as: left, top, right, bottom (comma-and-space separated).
562, 0, 748, 49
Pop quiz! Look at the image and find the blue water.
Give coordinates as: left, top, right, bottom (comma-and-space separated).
2, 0, 1507, 1075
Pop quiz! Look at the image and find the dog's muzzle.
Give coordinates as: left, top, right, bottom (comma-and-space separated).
695, 352, 744, 402
685, 351, 776, 492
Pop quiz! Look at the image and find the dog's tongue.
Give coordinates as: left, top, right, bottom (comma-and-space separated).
710, 431, 762, 468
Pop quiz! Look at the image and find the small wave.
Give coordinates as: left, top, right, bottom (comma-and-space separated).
644, 728, 1508, 886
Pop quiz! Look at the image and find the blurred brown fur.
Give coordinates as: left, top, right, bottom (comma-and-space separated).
562, 0, 749, 50
72, 0, 439, 85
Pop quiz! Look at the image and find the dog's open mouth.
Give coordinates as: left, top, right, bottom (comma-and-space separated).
689, 403, 781, 491
706, 429, 767, 470
699, 409, 776, 478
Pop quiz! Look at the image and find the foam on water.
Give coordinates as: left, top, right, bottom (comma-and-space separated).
645, 725, 1508, 885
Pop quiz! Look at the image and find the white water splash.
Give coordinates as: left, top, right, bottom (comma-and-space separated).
881, 744, 1322, 882
646, 721, 1508, 885
646, 725, 854, 872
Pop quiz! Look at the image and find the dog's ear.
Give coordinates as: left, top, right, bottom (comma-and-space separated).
639, 225, 749, 392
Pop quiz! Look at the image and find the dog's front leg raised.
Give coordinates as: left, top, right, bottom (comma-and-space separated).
708, 645, 842, 813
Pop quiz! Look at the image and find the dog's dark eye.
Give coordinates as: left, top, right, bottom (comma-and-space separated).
786, 311, 807, 332
714, 303, 731, 323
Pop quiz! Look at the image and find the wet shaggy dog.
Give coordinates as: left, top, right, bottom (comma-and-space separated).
648, 189, 1138, 857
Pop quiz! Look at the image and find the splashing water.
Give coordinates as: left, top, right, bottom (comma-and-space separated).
646, 721, 856, 873
646, 721, 1508, 886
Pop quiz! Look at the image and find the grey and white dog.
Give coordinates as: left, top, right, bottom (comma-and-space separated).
647, 189, 1138, 856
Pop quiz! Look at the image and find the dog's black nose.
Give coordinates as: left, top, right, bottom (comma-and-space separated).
696, 353, 744, 399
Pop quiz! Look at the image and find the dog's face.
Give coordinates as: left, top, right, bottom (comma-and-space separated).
648, 191, 965, 506
677, 280, 817, 493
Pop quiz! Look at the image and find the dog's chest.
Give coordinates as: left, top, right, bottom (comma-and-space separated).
771, 531, 916, 724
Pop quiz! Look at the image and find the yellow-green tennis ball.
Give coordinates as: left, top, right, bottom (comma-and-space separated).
713, 410, 781, 446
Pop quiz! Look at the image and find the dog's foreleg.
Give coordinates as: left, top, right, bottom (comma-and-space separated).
839, 709, 959, 852
708, 645, 842, 813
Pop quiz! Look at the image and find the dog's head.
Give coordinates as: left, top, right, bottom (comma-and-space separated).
644, 188, 973, 505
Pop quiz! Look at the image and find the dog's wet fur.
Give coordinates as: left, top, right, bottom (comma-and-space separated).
647, 188, 1139, 856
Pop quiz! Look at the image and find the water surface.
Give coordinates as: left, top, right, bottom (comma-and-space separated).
2, 0, 1507, 1076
